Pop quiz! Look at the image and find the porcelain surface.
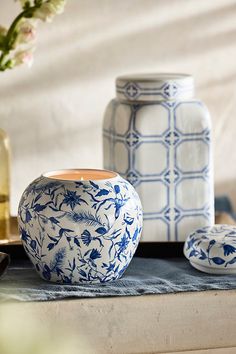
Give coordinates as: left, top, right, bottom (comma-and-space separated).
184, 224, 236, 274
116, 73, 194, 102
18, 172, 143, 284
103, 73, 214, 242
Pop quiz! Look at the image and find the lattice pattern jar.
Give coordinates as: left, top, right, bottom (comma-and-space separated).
103, 73, 214, 242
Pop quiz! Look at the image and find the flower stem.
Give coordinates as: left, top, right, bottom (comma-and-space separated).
0, 5, 38, 71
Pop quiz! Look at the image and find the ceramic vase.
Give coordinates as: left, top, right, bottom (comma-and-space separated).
103, 73, 214, 242
18, 169, 143, 284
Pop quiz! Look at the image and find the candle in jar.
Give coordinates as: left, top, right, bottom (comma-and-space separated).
43, 169, 117, 181
18, 168, 143, 284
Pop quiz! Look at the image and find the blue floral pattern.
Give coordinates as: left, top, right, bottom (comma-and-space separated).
18, 174, 143, 284
184, 225, 236, 273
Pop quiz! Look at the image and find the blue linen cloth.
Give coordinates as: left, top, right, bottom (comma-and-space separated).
0, 257, 236, 302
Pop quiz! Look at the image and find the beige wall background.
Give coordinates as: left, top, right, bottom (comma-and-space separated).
0, 0, 236, 214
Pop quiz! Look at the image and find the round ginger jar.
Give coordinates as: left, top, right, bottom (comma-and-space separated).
18, 169, 143, 284
103, 73, 214, 242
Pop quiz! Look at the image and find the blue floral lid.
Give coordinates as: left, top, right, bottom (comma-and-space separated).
184, 224, 236, 274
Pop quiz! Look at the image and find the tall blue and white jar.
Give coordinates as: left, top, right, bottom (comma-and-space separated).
103, 73, 214, 242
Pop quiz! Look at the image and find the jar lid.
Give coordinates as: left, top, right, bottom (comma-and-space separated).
184, 224, 236, 274
116, 73, 194, 102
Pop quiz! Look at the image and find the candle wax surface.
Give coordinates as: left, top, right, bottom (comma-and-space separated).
44, 169, 117, 181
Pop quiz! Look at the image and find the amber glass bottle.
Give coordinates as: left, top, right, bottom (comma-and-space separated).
0, 129, 10, 240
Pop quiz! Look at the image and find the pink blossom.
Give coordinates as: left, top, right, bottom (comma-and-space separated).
15, 21, 36, 46
14, 50, 34, 68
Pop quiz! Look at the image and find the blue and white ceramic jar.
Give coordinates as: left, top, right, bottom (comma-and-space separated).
184, 224, 236, 274
103, 73, 214, 242
18, 169, 143, 284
